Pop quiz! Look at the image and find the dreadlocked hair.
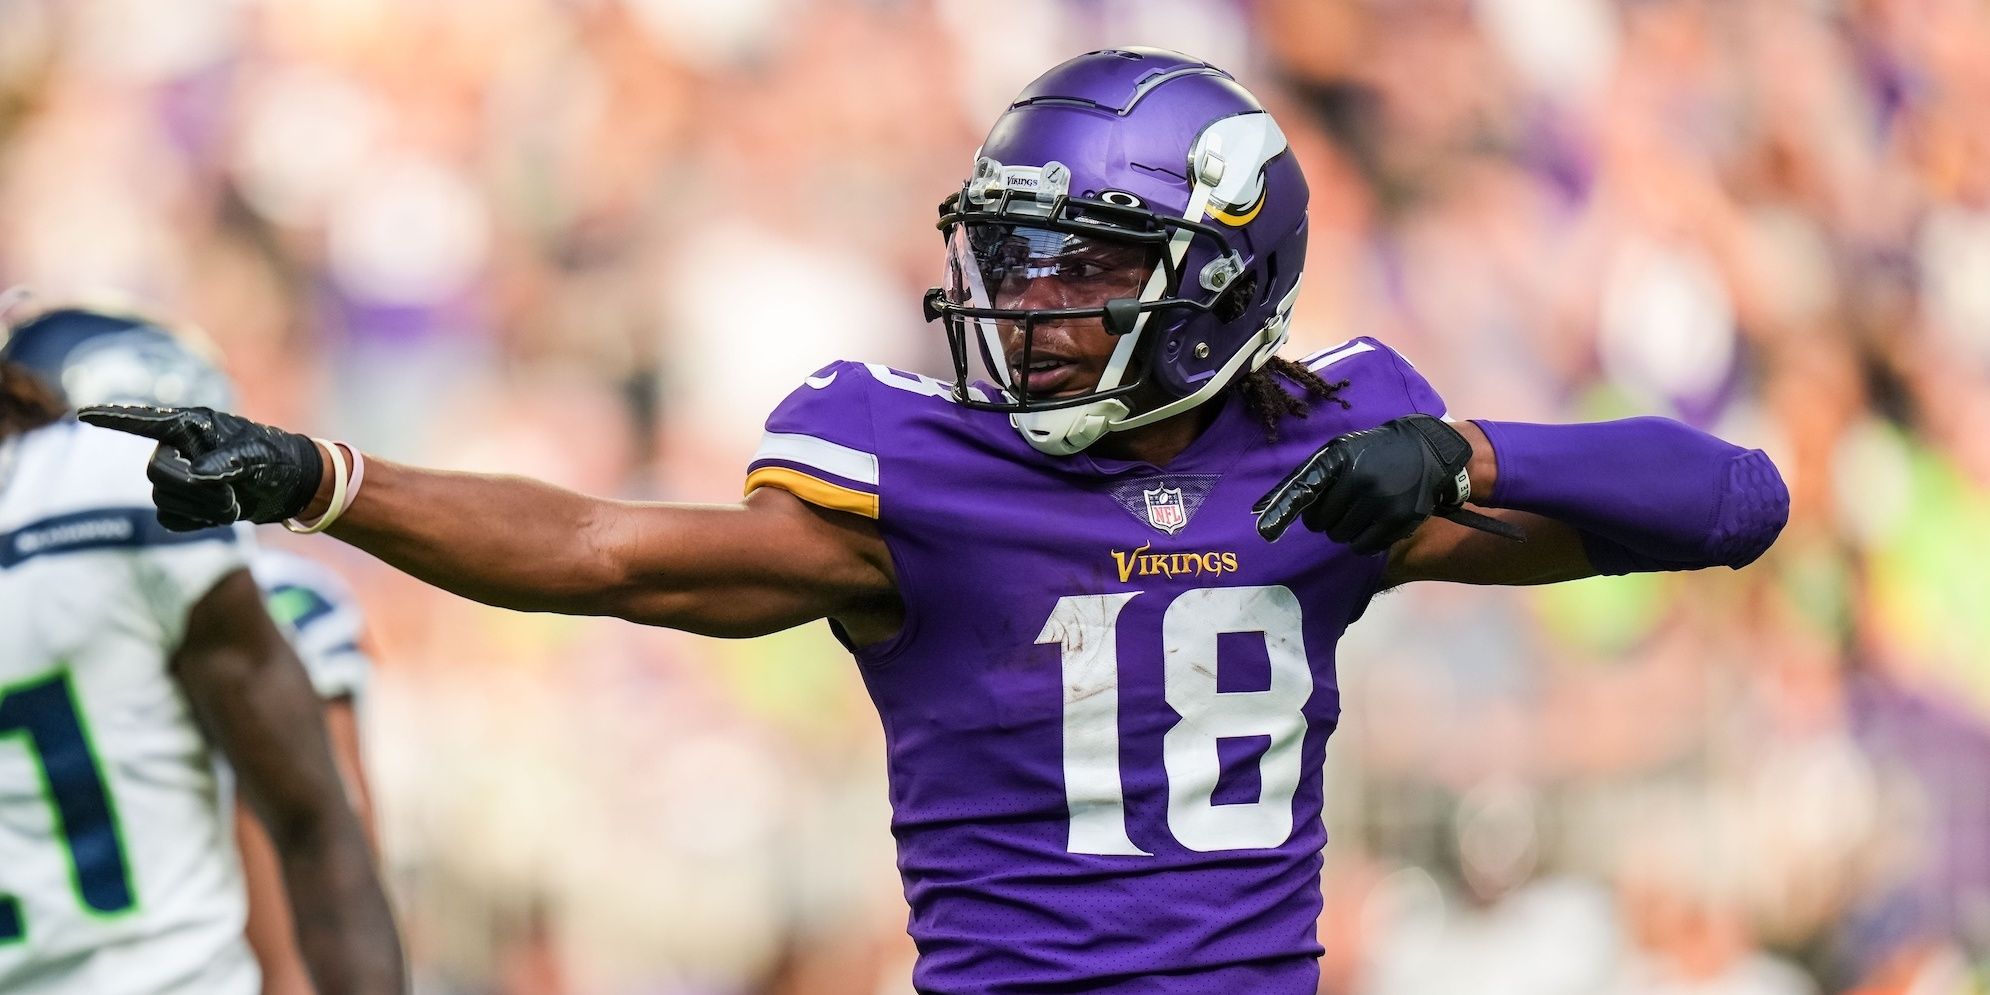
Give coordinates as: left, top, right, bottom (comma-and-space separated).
1204, 271, 1350, 439
1240, 355, 1350, 441
0, 360, 66, 440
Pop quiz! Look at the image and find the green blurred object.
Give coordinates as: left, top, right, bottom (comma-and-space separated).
720, 625, 857, 738
1778, 544, 1855, 645
1870, 444, 1990, 704
1527, 570, 1666, 659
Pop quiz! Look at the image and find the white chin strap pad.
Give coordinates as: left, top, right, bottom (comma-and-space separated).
1012, 397, 1130, 456
1010, 279, 1303, 456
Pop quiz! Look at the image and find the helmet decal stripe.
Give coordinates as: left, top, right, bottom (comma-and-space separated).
1091, 165, 1215, 398
1208, 188, 1266, 227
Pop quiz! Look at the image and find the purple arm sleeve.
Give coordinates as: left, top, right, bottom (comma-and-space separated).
1474, 417, 1790, 575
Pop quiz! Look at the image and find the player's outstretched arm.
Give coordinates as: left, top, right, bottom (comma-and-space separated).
325, 456, 897, 638
78, 405, 898, 640
1256, 416, 1789, 587
171, 570, 404, 995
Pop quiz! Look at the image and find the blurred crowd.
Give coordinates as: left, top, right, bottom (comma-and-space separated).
3, 0, 1989, 992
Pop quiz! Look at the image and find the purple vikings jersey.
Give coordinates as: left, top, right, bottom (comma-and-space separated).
744, 339, 1445, 994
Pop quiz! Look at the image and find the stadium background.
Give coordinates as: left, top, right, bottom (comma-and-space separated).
4, 0, 1989, 992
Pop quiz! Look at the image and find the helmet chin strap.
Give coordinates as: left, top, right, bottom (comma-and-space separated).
1012, 278, 1300, 457
1109, 277, 1299, 434
1012, 396, 1130, 456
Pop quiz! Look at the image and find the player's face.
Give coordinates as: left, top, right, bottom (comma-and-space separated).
993, 235, 1148, 397
947, 225, 1158, 399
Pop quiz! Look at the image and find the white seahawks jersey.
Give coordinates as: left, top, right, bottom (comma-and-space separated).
250, 546, 373, 702
0, 421, 259, 995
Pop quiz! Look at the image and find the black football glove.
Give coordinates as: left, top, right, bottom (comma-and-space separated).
77, 405, 323, 532
1253, 414, 1525, 553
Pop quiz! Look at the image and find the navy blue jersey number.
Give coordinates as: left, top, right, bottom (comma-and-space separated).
0, 670, 137, 942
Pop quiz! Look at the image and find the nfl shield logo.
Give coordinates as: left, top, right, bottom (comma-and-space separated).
1143, 486, 1188, 535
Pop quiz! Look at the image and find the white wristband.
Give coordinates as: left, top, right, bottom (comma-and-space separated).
344, 443, 365, 502
284, 438, 355, 535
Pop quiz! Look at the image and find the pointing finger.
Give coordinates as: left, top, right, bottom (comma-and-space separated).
1254, 446, 1345, 542
81, 404, 220, 458
1295, 447, 1358, 535
1254, 473, 1314, 542
78, 404, 186, 441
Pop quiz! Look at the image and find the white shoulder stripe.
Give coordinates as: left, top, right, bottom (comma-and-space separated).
1305, 340, 1375, 371
1297, 339, 1353, 364
1297, 338, 1361, 366
752, 431, 879, 487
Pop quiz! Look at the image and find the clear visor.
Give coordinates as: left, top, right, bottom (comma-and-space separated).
944, 223, 1156, 310
942, 223, 1160, 394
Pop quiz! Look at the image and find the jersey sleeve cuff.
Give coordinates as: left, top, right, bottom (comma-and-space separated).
743, 466, 880, 519
744, 430, 881, 519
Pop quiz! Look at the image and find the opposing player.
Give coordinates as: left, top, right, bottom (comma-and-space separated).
237, 547, 381, 995
0, 359, 401, 994
85, 50, 1787, 993
0, 305, 386, 994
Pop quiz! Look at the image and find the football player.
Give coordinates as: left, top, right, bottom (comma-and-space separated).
0, 307, 390, 994
0, 357, 400, 994
85, 49, 1787, 993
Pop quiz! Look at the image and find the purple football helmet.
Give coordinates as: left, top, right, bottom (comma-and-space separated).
924, 48, 1309, 455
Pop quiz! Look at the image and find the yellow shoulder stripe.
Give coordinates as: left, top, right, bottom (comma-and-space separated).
743, 466, 880, 520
